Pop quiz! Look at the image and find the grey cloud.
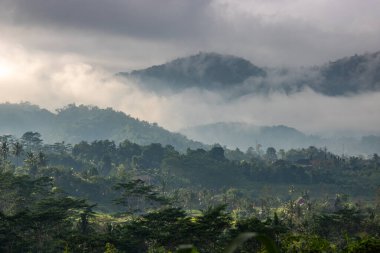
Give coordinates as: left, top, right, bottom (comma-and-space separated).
1, 0, 380, 68
0, 0, 215, 40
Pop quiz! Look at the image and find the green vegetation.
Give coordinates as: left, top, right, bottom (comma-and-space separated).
0, 103, 204, 151
0, 133, 379, 252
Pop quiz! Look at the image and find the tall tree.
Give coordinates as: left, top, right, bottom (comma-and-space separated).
21, 131, 43, 150
25, 152, 38, 176
37, 151, 48, 167
114, 179, 169, 214
266, 147, 277, 162
12, 142, 23, 167
0, 140, 9, 162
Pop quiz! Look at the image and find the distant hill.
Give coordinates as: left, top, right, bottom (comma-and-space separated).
120, 52, 266, 91
180, 122, 380, 155
312, 51, 380, 95
1, 103, 379, 155
119, 51, 380, 96
181, 122, 312, 150
0, 102, 204, 152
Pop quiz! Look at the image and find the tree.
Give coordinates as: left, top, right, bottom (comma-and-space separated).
209, 146, 225, 160
373, 153, 379, 170
25, 152, 38, 176
78, 204, 96, 235
278, 149, 286, 160
0, 140, 9, 162
134, 143, 165, 169
21, 131, 42, 150
101, 155, 112, 176
114, 179, 169, 214
12, 142, 23, 167
37, 151, 48, 167
266, 147, 277, 162
192, 205, 231, 252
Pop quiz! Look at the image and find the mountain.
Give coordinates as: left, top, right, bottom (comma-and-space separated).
119, 51, 380, 96
0, 102, 204, 152
311, 51, 380, 95
180, 122, 380, 155
181, 122, 311, 150
120, 52, 266, 91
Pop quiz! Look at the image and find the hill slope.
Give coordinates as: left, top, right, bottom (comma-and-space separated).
312, 51, 380, 95
0, 102, 204, 151
120, 52, 266, 91
181, 122, 311, 150
180, 122, 380, 155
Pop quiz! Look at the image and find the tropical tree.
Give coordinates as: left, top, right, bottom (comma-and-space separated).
114, 179, 169, 214
266, 147, 277, 162
24, 152, 39, 176
12, 142, 23, 167
21, 131, 43, 150
0, 140, 9, 162
37, 151, 48, 167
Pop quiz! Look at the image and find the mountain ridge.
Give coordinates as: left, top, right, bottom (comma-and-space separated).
0, 102, 204, 152
119, 51, 380, 96
180, 122, 380, 155
120, 52, 266, 91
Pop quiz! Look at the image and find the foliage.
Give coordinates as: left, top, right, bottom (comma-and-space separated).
0, 133, 379, 252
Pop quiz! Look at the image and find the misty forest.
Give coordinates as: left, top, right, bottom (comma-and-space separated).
0, 102, 379, 252
1, 0, 380, 252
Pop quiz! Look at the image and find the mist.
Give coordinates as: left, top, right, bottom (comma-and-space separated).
1, 41, 379, 137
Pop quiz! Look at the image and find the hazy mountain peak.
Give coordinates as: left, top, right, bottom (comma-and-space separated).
121, 52, 266, 90
312, 51, 380, 95
118, 50, 380, 97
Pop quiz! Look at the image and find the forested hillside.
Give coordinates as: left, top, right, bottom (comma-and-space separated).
313, 52, 380, 95
121, 52, 266, 92
0, 102, 204, 152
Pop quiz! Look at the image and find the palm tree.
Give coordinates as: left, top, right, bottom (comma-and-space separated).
0, 140, 9, 162
25, 152, 38, 176
12, 142, 23, 167
37, 151, 48, 167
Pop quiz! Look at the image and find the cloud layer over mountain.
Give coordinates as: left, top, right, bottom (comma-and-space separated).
1, 41, 380, 136
124, 51, 380, 97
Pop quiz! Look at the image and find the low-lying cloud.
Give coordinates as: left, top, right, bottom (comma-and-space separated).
1, 42, 379, 136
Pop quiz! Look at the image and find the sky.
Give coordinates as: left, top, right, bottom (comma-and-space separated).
0, 0, 380, 135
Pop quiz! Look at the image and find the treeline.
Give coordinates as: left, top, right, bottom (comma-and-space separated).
1, 133, 379, 203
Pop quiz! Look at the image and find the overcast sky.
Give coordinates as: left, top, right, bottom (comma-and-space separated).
1, 0, 380, 70
0, 0, 380, 135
